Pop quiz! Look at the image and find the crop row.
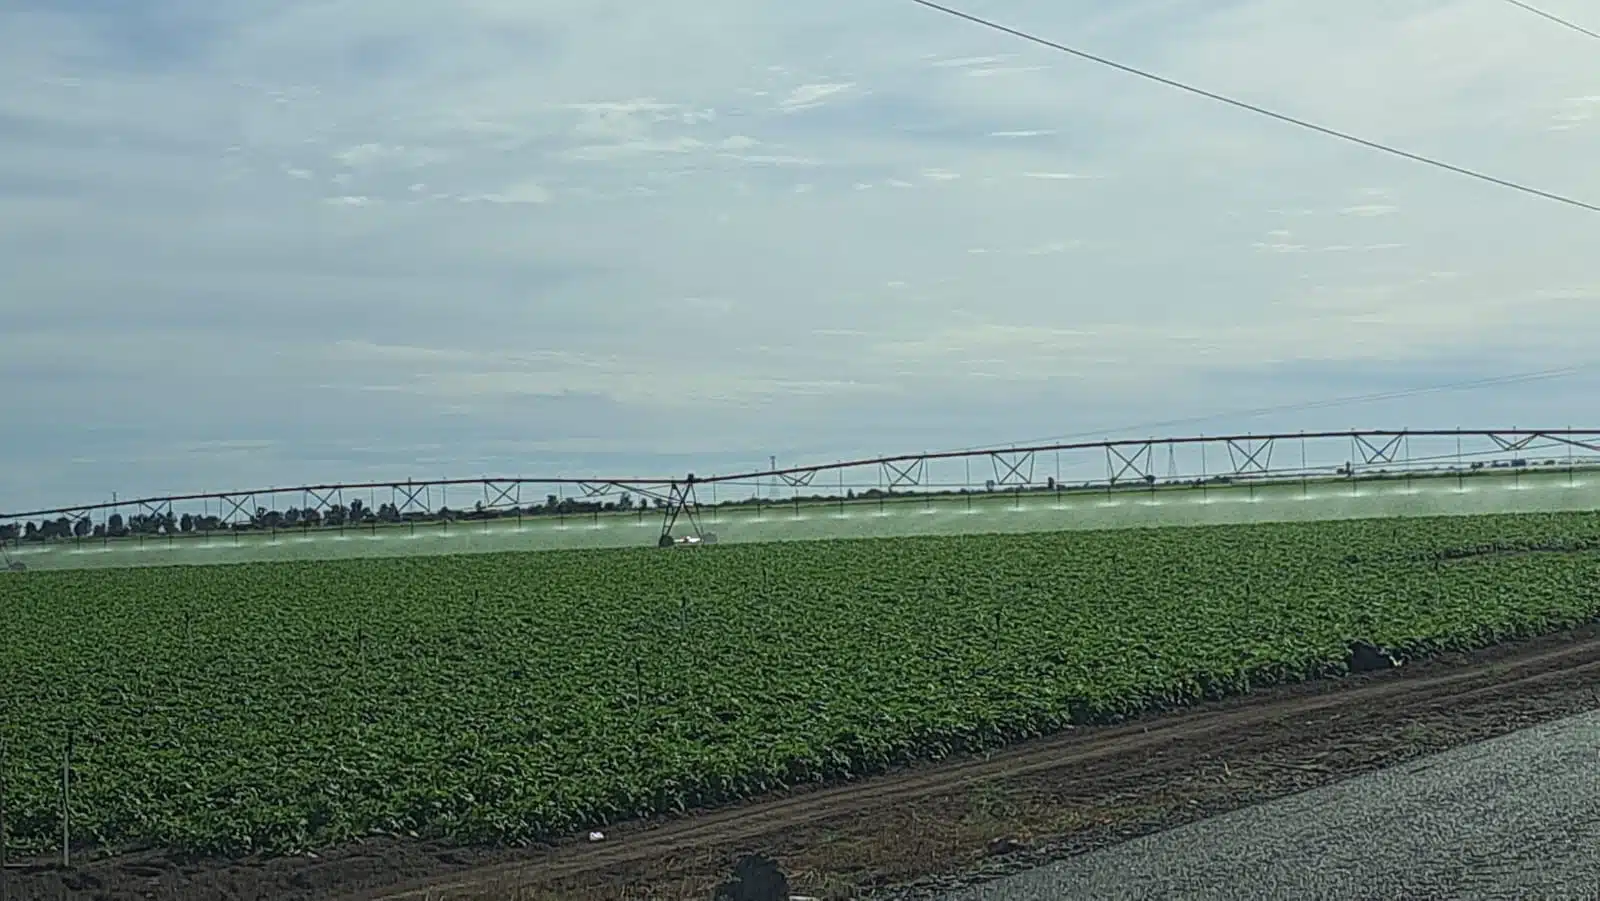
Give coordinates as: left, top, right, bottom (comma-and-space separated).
3, 511, 1600, 857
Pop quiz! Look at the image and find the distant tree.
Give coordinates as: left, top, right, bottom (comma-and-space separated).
180, 513, 195, 534
107, 513, 126, 537
73, 517, 92, 539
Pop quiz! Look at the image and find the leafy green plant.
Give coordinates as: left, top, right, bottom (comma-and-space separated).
3, 511, 1600, 856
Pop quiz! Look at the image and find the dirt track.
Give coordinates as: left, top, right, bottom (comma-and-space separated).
10, 625, 1600, 901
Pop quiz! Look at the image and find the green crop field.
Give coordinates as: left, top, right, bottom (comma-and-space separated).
4, 511, 1600, 859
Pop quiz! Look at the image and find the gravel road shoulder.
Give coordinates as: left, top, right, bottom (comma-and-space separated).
934, 707, 1600, 901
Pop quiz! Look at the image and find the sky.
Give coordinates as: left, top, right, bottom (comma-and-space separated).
1, 0, 1598, 512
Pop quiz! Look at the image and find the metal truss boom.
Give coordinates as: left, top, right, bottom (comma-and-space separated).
5, 429, 1600, 524
701, 428, 1600, 490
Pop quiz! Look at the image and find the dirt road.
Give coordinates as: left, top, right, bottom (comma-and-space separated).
10, 625, 1600, 901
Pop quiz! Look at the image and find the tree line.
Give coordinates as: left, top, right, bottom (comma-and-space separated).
0, 493, 667, 543
1, 472, 1253, 545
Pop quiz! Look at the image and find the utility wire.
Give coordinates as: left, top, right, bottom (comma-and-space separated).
1499, 0, 1600, 42
906, 0, 1600, 213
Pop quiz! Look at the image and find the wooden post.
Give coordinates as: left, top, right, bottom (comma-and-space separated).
1, 740, 7, 901
1, 737, 9, 873
61, 727, 73, 868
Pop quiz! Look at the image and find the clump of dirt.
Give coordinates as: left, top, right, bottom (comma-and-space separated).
712, 853, 791, 901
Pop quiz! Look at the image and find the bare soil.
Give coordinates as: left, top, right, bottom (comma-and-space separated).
9, 625, 1600, 901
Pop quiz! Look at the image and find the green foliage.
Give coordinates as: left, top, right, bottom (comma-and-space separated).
4, 511, 1600, 856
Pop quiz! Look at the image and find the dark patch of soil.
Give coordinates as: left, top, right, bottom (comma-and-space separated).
712, 854, 791, 901
1346, 640, 1400, 673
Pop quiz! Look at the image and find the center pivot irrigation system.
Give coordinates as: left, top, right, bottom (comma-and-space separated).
4, 429, 1600, 557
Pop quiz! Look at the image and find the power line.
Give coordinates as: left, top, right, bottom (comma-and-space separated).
1498, 0, 1600, 42
906, 0, 1600, 214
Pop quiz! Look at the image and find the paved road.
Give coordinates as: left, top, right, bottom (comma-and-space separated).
938, 708, 1600, 901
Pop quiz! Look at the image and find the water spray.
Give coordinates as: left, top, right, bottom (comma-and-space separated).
1, 539, 23, 573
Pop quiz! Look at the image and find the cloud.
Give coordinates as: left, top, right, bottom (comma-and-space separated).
1, 0, 1598, 508
1340, 203, 1399, 217
779, 82, 856, 112
929, 55, 1012, 69
1549, 93, 1600, 130
470, 180, 551, 204
334, 142, 436, 169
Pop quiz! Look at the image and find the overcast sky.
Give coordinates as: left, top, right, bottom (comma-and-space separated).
2, 0, 1598, 511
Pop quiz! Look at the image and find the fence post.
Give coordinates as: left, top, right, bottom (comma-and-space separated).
1, 737, 7, 901
1, 736, 9, 873
61, 726, 73, 868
